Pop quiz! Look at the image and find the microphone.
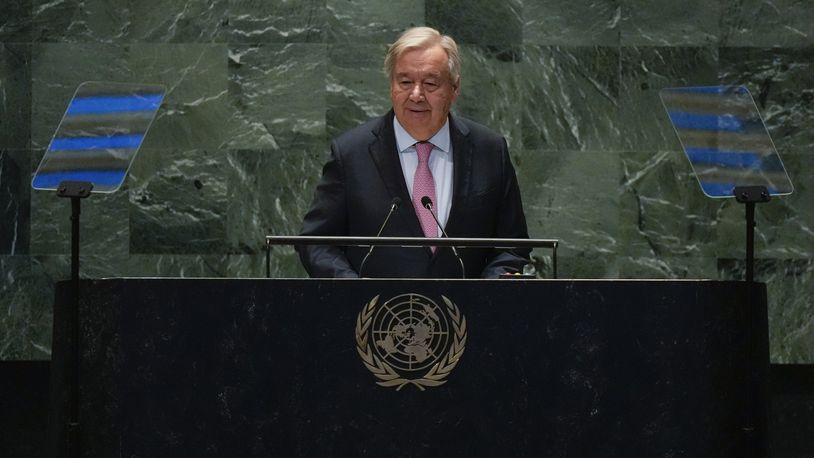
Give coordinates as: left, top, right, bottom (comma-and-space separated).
358, 197, 401, 277
420, 196, 465, 278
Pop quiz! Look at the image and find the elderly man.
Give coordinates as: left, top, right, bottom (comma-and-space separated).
297, 26, 529, 278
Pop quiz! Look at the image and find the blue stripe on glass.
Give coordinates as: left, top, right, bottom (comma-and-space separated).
32, 170, 127, 188
66, 94, 164, 115
667, 86, 747, 95
49, 134, 144, 151
668, 111, 744, 132
685, 148, 763, 168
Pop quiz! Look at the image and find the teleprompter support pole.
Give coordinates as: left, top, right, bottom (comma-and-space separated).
734, 186, 770, 283
57, 181, 93, 458
733, 185, 771, 455
266, 237, 271, 279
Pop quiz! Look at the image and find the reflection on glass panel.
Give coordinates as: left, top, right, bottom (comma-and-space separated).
32, 81, 166, 193
659, 86, 793, 198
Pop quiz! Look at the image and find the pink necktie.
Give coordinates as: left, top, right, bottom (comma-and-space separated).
412, 142, 438, 240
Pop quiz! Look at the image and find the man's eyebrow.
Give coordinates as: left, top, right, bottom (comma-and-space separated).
394, 71, 443, 79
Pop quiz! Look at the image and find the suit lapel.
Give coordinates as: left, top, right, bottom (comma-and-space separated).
368, 111, 426, 238
445, 114, 471, 237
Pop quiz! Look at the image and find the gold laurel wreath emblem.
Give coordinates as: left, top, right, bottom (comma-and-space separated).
355, 295, 467, 391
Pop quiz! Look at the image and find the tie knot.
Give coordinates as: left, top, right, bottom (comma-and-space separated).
415, 142, 433, 163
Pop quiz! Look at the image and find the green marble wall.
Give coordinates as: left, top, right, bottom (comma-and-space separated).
1, 1, 812, 362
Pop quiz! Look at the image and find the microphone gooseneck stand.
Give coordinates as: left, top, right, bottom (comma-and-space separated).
421, 196, 466, 279
56, 180, 93, 458
266, 236, 558, 279
358, 197, 402, 277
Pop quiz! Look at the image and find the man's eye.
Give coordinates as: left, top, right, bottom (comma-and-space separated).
399, 80, 412, 88
424, 81, 439, 91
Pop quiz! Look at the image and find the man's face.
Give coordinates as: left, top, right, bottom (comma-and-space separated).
390, 45, 460, 141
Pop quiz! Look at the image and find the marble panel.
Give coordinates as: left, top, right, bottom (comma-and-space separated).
226, 147, 324, 258
0, 0, 32, 42
618, 255, 720, 280
719, 47, 814, 157
721, 0, 814, 47
516, 149, 621, 265
620, 0, 719, 46
223, 0, 326, 43
27, 168, 70, 255
31, 43, 230, 150
519, 46, 621, 152
30, 150, 131, 256
714, 49, 814, 261
29, 0, 74, 42
33, 253, 233, 289
0, 149, 30, 255
85, 254, 231, 278
523, 251, 557, 279
714, 152, 813, 259
551, 252, 619, 279
427, 0, 522, 52
326, 43, 391, 139
618, 46, 718, 152
762, 260, 814, 363
719, 259, 814, 363
129, 44, 231, 150
0, 44, 31, 149
523, 0, 620, 46
617, 149, 724, 276
0, 256, 53, 360
30, 43, 127, 149
453, 45, 524, 149
129, 148, 228, 254
227, 253, 307, 279
226, 43, 327, 150
31, 0, 227, 43
326, 0, 422, 43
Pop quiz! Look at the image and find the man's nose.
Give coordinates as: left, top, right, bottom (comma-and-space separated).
409, 83, 425, 101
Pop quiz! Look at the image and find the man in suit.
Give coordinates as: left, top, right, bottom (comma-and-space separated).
297, 26, 530, 278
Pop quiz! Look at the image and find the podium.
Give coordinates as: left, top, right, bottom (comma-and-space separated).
49, 279, 769, 457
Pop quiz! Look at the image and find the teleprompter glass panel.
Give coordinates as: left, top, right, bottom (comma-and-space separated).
32, 81, 166, 193
659, 86, 793, 198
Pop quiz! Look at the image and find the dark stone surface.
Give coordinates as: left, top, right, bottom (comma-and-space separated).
0, 360, 49, 458
2, 0, 814, 370
0, 150, 30, 254
770, 364, 814, 458
4, 363, 813, 458
0, 44, 31, 150
0, 0, 32, 42
49, 278, 769, 457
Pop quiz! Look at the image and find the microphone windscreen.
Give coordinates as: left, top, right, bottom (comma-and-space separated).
391, 197, 401, 209
421, 196, 432, 209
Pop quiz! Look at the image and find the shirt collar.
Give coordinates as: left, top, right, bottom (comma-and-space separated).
393, 116, 451, 154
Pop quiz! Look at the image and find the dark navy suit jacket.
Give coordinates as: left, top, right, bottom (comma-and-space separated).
297, 110, 530, 278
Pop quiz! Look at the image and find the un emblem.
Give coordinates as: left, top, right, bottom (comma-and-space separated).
355, 293, 467, 390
